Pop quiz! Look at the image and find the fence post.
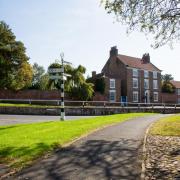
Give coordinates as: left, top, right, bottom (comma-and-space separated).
163, 103, 166, 114
104, 101, 106, 108
152, 104, 154, 112
82, 101, 85, 108
175, 104, 176, 113
138, 103, 140, 111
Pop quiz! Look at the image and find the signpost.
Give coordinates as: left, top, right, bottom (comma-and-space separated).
48, 53, 71, 121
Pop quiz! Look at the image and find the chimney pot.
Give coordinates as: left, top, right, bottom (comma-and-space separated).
92, 71, 96, 77
110, 46, 118, 57
142, 53, 150, 63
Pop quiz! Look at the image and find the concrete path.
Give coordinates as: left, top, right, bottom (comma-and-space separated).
9, 114, 168, 180
0, 115, 95, 126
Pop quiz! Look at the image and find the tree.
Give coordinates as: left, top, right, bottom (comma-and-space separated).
70, 82, 94, 101
101, 0, 180, 48
161, 74, 175, 93
30, 63, 45, 89
47, 62, 94, 100
87, 77, 105, 94
0, 21, 33, 90
161, 74, 174, 82
39, 73, 50, 90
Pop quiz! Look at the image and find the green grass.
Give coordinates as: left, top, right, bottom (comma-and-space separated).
0, 113, 150, 169
150, 115, 180, 136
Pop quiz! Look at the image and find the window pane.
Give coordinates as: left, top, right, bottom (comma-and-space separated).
110, 79, 115, 88
133, 69, 138, 77
177, 89, 180, 95
154, 92, 158, 102
144, 79, 149, 89
153, 72, 157, 79
109, 91, 116, 101
133, 91, 138, 102
133, 78, 138, 88
153, 80, 158, 89
144, 70, 149, 78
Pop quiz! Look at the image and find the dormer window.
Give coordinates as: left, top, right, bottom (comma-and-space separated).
133, 69, 138, 77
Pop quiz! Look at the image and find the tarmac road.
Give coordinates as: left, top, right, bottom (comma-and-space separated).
0, 115, 95, 126
8, 114, 169, 180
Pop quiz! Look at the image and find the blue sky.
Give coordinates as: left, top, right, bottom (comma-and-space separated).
0, 0, 180, 80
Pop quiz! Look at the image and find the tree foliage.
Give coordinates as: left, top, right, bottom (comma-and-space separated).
161, 74, 175, 93
87, 77, 105, 94
161, 74, 174, 82
0, 21, 33, 90
30, 63, 45, 89
48, 62, 94, 100
101, 0, 180, 48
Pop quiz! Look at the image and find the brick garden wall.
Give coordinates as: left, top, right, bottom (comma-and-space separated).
0, 90, 63, 100
161, 93, 177, 103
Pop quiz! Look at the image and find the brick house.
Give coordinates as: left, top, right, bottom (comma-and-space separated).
92, 46, 162, 103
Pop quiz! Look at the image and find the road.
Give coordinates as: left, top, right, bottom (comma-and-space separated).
8, 114, 169, 180
0, 115, 95, 126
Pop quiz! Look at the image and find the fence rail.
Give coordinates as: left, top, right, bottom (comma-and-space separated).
0, 99, 180, 109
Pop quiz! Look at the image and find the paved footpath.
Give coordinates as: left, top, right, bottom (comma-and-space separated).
8, 114, 169, 180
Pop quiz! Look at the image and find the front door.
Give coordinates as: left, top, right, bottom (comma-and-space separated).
144, 90, 150, 103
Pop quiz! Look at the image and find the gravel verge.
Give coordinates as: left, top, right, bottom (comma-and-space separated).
145, 135, 180, 179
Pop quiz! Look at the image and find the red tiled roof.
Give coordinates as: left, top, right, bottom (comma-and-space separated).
171, 81, 180, 88
117, 54, 161, 72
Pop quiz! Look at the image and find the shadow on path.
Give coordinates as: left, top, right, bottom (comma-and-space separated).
14, 138, 141, 180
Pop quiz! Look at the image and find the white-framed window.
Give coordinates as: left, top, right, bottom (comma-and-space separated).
110, 79, 115, 89
177, 89, 180, 95
109, 90, 116, 102
178, 98, 180, 104
153, 71, 158, 79
144, 79, 149, 89
153, 92, 158, 102
144, 70, 149, 78
133, 91, 138, 102
133, 78, 138, 88
153, 80, 158, 89
133, 68, 138, 77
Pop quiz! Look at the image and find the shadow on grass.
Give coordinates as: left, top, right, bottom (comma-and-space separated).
9, 138, 143, 180
0, 126, 18, 131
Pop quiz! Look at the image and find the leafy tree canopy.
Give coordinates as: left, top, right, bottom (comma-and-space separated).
101, 0, 180, 48
48, 62, 94, 100
30, 63, 45, 89
0, 21, 33, 90
161, 74, 175, 93
161, 73, 174, 82
87, 77, 105, 94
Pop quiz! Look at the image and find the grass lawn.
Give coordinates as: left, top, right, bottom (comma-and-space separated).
0, 113, 150, 169
150, 115, 180, 136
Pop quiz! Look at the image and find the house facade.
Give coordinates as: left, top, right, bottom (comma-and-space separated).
93, 46, 162, 103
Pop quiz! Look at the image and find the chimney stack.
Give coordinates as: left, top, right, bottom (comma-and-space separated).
110, 46, 118, 57
142, 53, 150, 64
92, 71, 96, 77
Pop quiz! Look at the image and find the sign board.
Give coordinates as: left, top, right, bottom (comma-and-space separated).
49, 75, 67, 80
48, 68, 63, 73
49, 75, 61, 80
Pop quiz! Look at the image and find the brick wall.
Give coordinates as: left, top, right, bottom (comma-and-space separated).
161, 93, 177, 103
0, 90, 64, 100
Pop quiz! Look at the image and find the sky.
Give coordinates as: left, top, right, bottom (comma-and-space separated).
0, 0, 180, 80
